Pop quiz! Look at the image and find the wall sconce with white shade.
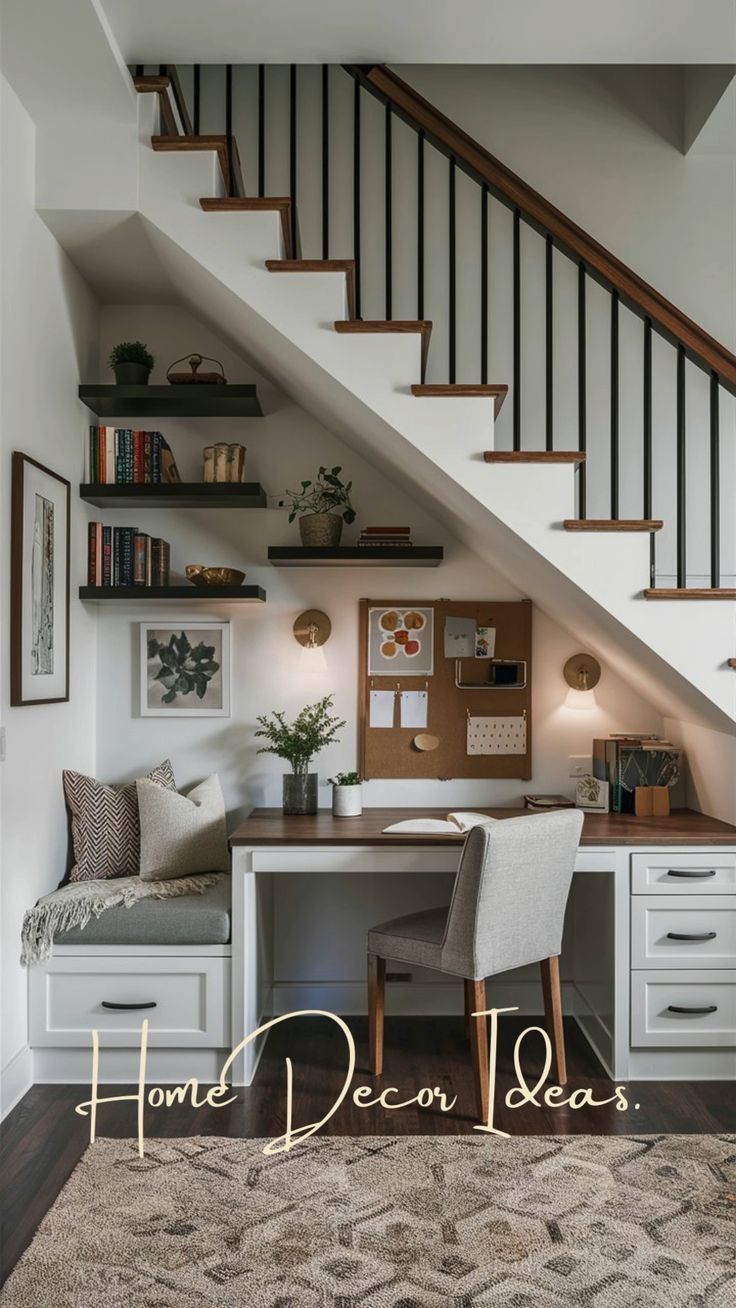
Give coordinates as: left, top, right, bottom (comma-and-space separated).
563, 653, 601, 709
293, 609, 331, 673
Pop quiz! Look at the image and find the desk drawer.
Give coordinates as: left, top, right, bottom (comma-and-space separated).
30, 956, 230, 1048
248, 848, 615, 876
631, 852, 736, 895
631, 897, 736, 969
631, 970, 736, 1047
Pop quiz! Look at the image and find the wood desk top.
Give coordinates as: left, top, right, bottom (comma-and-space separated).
230, 807, 736, 847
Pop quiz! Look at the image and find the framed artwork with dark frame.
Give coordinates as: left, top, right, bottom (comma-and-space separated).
10, 452, 71, 706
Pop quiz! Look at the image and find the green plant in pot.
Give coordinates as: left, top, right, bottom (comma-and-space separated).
329, 770, 363, 817
108, 340, 154, 386
255, 694, 346, 814
284, 465, 356, 547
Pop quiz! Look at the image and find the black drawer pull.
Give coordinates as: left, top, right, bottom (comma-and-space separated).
667, 1004, 718, 1015
666, 869, 716, 879
666, 931, 717, 942
101, 1001, 157, 1011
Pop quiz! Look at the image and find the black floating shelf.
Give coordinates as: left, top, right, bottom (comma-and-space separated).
268, 546, 444, 567
79, 384, 263, 418
79, 585, 266, 603
80, 482, 267, 508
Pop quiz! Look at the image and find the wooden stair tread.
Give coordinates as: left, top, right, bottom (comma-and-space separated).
200, 196, 293, 256
483, 451, 586, 464
412, 383, 507, 417
267, 259, 355, 317
564, 519, 663, 532
335, 320, 433, 382
643, 589, 736, 600
153, 135, 244, 199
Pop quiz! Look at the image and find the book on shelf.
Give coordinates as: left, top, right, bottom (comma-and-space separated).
88, 522, 170, 587
523, 794, 576, 811
358, 525, 413, 547
87, 428, 179, 486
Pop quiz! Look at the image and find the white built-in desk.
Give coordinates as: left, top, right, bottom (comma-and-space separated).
230, 808, 736, 1085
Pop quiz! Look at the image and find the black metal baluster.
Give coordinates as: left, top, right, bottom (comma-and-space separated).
449, 157, 456, 382
289, 64, 297, 256
643, 318, 654, 586
545, 234, 554, 450
676, 344, 687, 588
225, 64, 234, 197
513, 208, 521, 449
135, 65, 143, 77
257, 65, 265, 196
159, 64, 166, 76
193, 65, 201, 135
322, 65, 329, 258
385, 104, 392, 319
710, 371, 720, 589
578, 263, 587, 518
481, 185, 488, 385
417, 130, 425, 321
610, 290, 619, 518
353, 77, 361, 319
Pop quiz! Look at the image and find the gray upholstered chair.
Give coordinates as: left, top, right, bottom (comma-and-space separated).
367, 809, 584, 1120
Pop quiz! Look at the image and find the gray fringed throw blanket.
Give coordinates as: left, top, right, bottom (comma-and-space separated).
21, 873, 224, 965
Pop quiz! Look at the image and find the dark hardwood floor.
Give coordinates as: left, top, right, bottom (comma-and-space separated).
2, 1015, 734, 1284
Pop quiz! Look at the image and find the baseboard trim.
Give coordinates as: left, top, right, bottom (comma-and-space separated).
1, 1045, 33, 1120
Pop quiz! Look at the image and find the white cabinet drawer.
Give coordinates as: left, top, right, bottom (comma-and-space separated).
631, 970, 736, 1047
246, 848, 614, 876
30, 956, 230, 1048
631, 851, 736, 895
631, 897, 736, 969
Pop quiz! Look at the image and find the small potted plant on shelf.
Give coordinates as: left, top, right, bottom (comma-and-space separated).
108, 340, 154, 386
329, 771, 363, 817
255, 694, 346, 815
284, 465, 356, 547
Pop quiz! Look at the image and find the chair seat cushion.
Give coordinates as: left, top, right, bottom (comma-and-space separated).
368, 905, 449, 971
56, 876, 232, 946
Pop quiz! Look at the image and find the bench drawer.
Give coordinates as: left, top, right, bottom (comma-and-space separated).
631, 852, 736, 895
631, 970, 736, 1047
631, 897, 736, 969
30, 956, 230, 1048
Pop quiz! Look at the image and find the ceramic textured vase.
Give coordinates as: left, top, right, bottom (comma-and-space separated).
332, 784, 362, 817
282, 771, 318, 815
299, 513, 343, 547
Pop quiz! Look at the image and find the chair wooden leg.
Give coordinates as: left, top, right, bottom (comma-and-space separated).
368, 953, 385, 1075
463, 980, 472, 1045
540, 955, 567, 1085
465, 978, 489, 1123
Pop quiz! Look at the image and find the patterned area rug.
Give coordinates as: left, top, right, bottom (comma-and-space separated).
2, 1135, 735, 1306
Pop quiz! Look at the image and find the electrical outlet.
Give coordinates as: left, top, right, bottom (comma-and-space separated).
569, 755, 592, 778
267, 494, 290, 510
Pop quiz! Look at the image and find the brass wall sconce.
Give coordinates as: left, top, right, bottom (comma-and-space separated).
563, 653, 601, 692
293, 609, 332, 649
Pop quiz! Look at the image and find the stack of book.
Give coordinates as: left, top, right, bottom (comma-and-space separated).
203, 443, 246, 483
88, 523, 170, 588
358, 525, 413, 548
88, 428, 178, 484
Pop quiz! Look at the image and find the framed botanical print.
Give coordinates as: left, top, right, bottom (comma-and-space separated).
10, 452, 70, 706
140, 621, 231, 717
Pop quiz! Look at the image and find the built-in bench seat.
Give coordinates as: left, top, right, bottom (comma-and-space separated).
56, 876, 232, 947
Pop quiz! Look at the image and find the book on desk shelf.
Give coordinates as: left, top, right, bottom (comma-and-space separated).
358, 525, 413, 548
87, 427, 179, 485
88, 523, 170, 587
523, 794, 576, 811
382, 811, 498, 834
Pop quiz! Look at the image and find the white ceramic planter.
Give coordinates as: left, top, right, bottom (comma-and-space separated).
332, 784, 362, 817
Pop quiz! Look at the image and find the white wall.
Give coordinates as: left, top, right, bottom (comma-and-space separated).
0, 79, 99, 1115
664, 715, 736, 825
93, 304, 664, 823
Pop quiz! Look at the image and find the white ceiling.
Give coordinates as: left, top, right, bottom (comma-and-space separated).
100, 0, 736, 65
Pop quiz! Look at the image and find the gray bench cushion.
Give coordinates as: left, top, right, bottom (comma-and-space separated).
56, 876, 231, 946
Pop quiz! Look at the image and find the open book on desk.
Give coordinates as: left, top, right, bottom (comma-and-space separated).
382, 812, 498, 834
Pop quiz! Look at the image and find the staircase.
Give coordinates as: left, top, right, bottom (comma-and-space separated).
35, 57, 736, 727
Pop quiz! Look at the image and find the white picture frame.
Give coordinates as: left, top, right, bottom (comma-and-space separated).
575, 775, 610, 812
140, 621, 231, 717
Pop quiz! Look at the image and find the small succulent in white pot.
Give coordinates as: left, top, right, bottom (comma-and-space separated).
329, 771, 363, 817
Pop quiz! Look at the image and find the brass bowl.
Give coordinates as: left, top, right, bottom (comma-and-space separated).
186, 564, 246, 587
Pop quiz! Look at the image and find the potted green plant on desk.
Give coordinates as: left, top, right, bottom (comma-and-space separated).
255, 695, 346, 815
284, 465, 356, 547
330, 771, 363, 817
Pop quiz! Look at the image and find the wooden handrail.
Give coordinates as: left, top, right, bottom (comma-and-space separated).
349, 64, 736, 392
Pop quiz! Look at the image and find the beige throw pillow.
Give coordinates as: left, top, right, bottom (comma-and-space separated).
136, 774, 230, 882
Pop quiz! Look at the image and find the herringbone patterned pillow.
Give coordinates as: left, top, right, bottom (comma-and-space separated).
63, 760, 177, 881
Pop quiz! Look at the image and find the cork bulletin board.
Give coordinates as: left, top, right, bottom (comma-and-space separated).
358, 598, 532, 780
